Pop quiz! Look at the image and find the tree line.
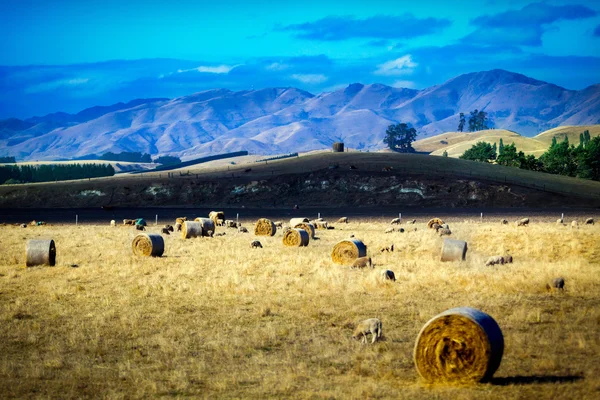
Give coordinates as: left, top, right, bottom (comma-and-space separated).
458, 110, 490, 132
0, 163, 115, 185
459, 130, 600, 181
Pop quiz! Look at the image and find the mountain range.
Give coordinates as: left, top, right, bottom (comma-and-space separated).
1, 69, 598, 161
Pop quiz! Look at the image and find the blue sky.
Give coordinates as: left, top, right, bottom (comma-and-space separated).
1, 0, 599, 118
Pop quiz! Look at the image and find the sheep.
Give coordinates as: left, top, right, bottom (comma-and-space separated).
160, 227, 170, 235
407, 219, 416, 224
385, 227, 395, 234
274, 221, 283, 228
110, 220, 116, 227
438, 228, 452, 236
485, 256, 505, 266
501, 219, 508, 225
351, 257, 373, 269
216, 219, 224, 227
352, 318, 383, 344
440, 223, 449, 229
379, 244, 394, 253
123, 219, 135, 225
20, 223, 27, 228
431, 223, 441, 231
225, 220, 238, 228
337, 217, 348, 224
556, 218, 563, 224
238, 226, 249, 233
546, 277, 565, 292
250, 240, 263, 249
215, 232, 226, 237
585, 218, 594, 225
380, 270, 396, 281
164, 224, 174, 232
135, 224, 145, 231
504, 255, 513, 264
571, 220, 578, 228
516, 218, 529, 226
390, 218, 401, 225
176, 217, 187, 225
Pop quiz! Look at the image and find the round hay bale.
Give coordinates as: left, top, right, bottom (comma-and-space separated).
414, 307, 504, 384
25, 239, 56, 267
254, 218, 277, 236
194, 217, 216, 237
293, 222, 315, 238
441, 238, 468, 262
182, 221, 203, 239
427, 218, 444, 229
332, 142, 344, 152
209, 211, 225, 225
290, 217, 309, 227
132, 233, 164, 257
331, 238, 367, 265
283, 228, 309, 247
175, 217, 187, 225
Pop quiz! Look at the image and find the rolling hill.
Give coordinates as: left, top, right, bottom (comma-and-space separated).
0, 69, 598, 161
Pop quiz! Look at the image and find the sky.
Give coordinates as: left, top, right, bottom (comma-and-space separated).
1, 0, 599, 118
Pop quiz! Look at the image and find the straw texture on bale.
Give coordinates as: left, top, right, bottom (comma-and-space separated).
283, 228, 309, 247
331, 238, 367, 265
182, 221, 203, 239
176, 217, 187, 225
414, 307, 504, 384
290, 217, 309, 227
427, 218, 444, 229
132, 233, 164, 257
209, 211, 225, 225
25, 239, 56, 267
441, 239, 468, 262
194, 217, 216, 237
254, 218, 277, 236
293, 222, 315, 238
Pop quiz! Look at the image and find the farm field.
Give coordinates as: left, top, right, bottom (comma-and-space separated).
1, 215, 599, 399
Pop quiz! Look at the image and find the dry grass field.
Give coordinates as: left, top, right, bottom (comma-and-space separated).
1, 215, 599, 399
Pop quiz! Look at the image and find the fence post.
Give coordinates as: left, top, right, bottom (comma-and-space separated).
76, 215, 78, 226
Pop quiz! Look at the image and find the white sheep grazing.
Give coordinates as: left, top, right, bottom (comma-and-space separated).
110, 220, 116, 227
585, 218, 594, 225
407, 219, 416, 224
516, 218, 530, 226
571, 220, 578, 228
385, 227, 395, 234
556, 218, 563, 224
337, 217, 348, 223
485, 256, 505, 266
390, 218, 401, 225
351, 257, 373, 269
216, 218, 224, 226
225, 220, 238, 228
352, 318, 383, 344
381, 270, 396, 281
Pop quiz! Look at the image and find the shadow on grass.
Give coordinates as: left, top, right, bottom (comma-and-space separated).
492, 375, 583, 386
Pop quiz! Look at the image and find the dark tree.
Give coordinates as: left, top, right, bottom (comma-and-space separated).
457, 113, 465, 132
384, 123, 417, 153
154, 155, 182, 165
498, 138, 504, 155
468, 110, 478, 132
459, 141, 496, 162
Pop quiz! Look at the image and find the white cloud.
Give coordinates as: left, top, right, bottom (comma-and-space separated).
374, 55, 417, 76
290, 73, 328, 84
177, 65, 236, 74
391, 80, 417, 89
266, 62, 288, 71
25, 77, 89, 93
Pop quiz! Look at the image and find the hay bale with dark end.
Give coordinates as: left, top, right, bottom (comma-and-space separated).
556, 218, 563, 224
209, 211, 225, 226
132, 233, 164, 257
337, 217, 348, 223
516, 217, 529, 226
176, 217, 187, 225
332, 142, 344, 152
194, 217, 216, 237
332, 239, 367, 265
546, 277, 565, 292
440, 239, 467, 262
585, 218, 594, 225
181, 221, 203, 239
351, 256, 373, 269
290, 217, 310, 227
254, 218, 277, 236
293, 222, 315, 239
123, 219, 135, 225
381, 270, 396, 281
311, 220, 329, 230
427, 218, 444, 229
283, 228, 309, 247
414, 307, 504, 384
26, 239, 56, 267
485, 256, 504, 266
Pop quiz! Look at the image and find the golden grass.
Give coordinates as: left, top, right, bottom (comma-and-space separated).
1, 218, 599, 398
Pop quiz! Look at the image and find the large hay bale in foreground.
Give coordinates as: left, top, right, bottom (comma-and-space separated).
331, 238, 367, 265
254, 218, 277, 236
414, 307, 504, 383
283, 228, 309, 247
332, 142, 344, 152
194, 217, 216, 236
132, 233, 164, 257
209, 211, 225, 226
290, 217, 309, 227
441, 239, 468, 262
293, 222, 315, 238
182, 221, 203, 239
427, 218, 444, 229
26, 239, 56, 267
